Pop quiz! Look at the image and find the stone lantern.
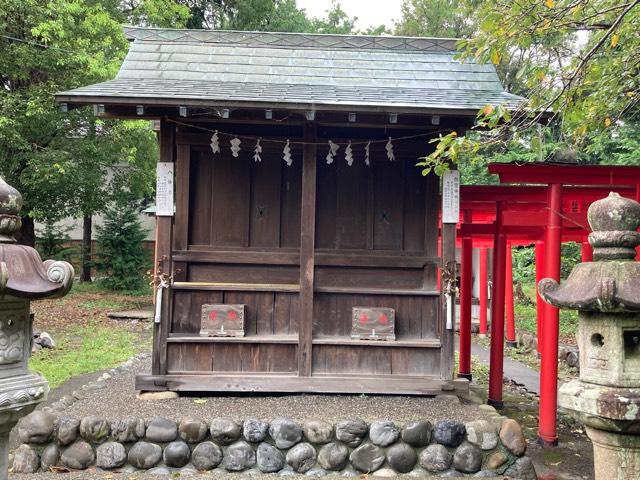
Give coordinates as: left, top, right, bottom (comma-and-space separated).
0, 177, 73, 480
539, 192, 640, 480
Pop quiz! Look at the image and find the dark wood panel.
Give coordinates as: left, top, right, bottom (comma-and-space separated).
315, 152, 338, 249
210, 150, 251, 246
373, 148, 404, 250
188, 264, 300, 284
274, 293, 300, 335
403, 154, 426, 252
171, 290, 223, 334
250, 152, 282, 247
167, 343, 214, 372
315, 266, 423, 289
280, 149, 302, 248
312, 345, 392, 375
335, 156, 368, 249
188, 150, 213, 246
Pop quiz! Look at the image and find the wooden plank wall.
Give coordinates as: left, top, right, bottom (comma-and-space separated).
165, 131, 444, 381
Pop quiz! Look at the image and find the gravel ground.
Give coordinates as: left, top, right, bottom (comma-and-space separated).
57, 356, 494, 423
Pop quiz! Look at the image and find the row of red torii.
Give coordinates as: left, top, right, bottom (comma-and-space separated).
446, 163, 640, 447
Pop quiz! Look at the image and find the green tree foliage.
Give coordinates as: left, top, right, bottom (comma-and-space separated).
36, 219, 75, 262
94, 201, 150, 291
417, 0, 640, 175
395, 0, 480, 37
0, 0, 161, 247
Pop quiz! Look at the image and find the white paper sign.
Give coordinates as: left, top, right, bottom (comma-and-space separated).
156, 162, 174, 216
442, 170, 460, 224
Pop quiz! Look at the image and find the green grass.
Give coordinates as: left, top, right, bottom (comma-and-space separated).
29, 322, 137, 388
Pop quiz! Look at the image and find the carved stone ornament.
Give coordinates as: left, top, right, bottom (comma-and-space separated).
538, 192, 640, 313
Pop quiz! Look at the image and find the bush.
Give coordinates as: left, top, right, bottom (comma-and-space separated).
94, 201, 149, 291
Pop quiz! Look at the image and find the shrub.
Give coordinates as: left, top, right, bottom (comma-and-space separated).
94, 201, 149, 291
36, 219, 76, 262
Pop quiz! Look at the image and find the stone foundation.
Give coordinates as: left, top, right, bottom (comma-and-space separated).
11, 411, 537, 478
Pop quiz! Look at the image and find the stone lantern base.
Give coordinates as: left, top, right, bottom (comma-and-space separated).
560, 379, 640, 480
0, 373, 48, 479
586, 426, 640, 480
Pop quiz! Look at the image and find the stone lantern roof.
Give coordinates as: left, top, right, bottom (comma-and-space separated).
539, 192, 640, 313
0, 177, 73, 299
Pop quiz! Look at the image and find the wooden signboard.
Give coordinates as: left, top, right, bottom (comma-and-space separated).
351, 307, 396, 341
200, 304, 246, 337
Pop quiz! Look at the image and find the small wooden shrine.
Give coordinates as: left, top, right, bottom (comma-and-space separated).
57, 27, 520, 395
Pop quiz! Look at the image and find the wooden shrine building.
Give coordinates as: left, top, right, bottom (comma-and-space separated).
57, 27, 521, 395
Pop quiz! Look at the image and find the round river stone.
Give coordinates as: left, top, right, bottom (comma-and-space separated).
499, 419, 526, 456
453, 442, 482, 473
12, 444, 40, 473
145, 417, 178, 442
56, 417, 80, 446
179, 418, 208, 443
61, 441, 95, 470
96, 442, 126, 469
18, 411, 55, 444
401, 420, 433, 447
349, 442, 385, 473
286, 442, 317, 473
128, 441, 162, 469
40, 444, 60, 471
191, 441, 222, 470
303, 419, 334, 444
210, 417, 242, 445
79, 416, 110, 444
369, 420, 400, 447
111, 417, 145, 443
244, 417, 269, 443
434, 420, 466, 447
163, 440, 191, 468
224, 440, 256, 471
269, 417, 303, 449
419, 444, 452, 472
465, 420, 498, 450
386, 443, 417, 473
257, 442, 285, 473
317, 442, 349, 471
335, 419, 368, 447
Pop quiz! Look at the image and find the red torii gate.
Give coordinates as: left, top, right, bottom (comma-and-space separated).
456, 165, 640, 447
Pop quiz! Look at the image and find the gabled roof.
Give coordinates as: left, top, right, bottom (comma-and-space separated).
56, 27, 524, 114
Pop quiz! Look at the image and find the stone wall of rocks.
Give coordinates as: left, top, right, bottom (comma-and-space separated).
12, 411, 537, 478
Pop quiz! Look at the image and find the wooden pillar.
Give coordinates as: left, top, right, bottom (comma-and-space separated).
152, 119, 175, 376
458, 211, 473, 380
505, 243, 517, 348
581, 241, 593, 262
535, 241, 545, 354
478, 247, 489, 338
298, 124, 317, 377
488, 202, 506, 408
539, 183, 562, 446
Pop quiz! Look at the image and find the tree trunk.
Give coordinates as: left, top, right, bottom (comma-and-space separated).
81, 215, 92, 282
16, 216, 36, 247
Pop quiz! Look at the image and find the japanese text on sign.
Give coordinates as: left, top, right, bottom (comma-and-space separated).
442, 170, 460, 224
156, 162, 174, 216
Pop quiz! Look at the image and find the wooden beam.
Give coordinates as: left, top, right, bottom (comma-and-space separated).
135, 374, 469, 395
298, 123, 317, 377
152, 119, 175, 376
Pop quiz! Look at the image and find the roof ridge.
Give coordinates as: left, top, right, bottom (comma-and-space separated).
122, 26, 461, 53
